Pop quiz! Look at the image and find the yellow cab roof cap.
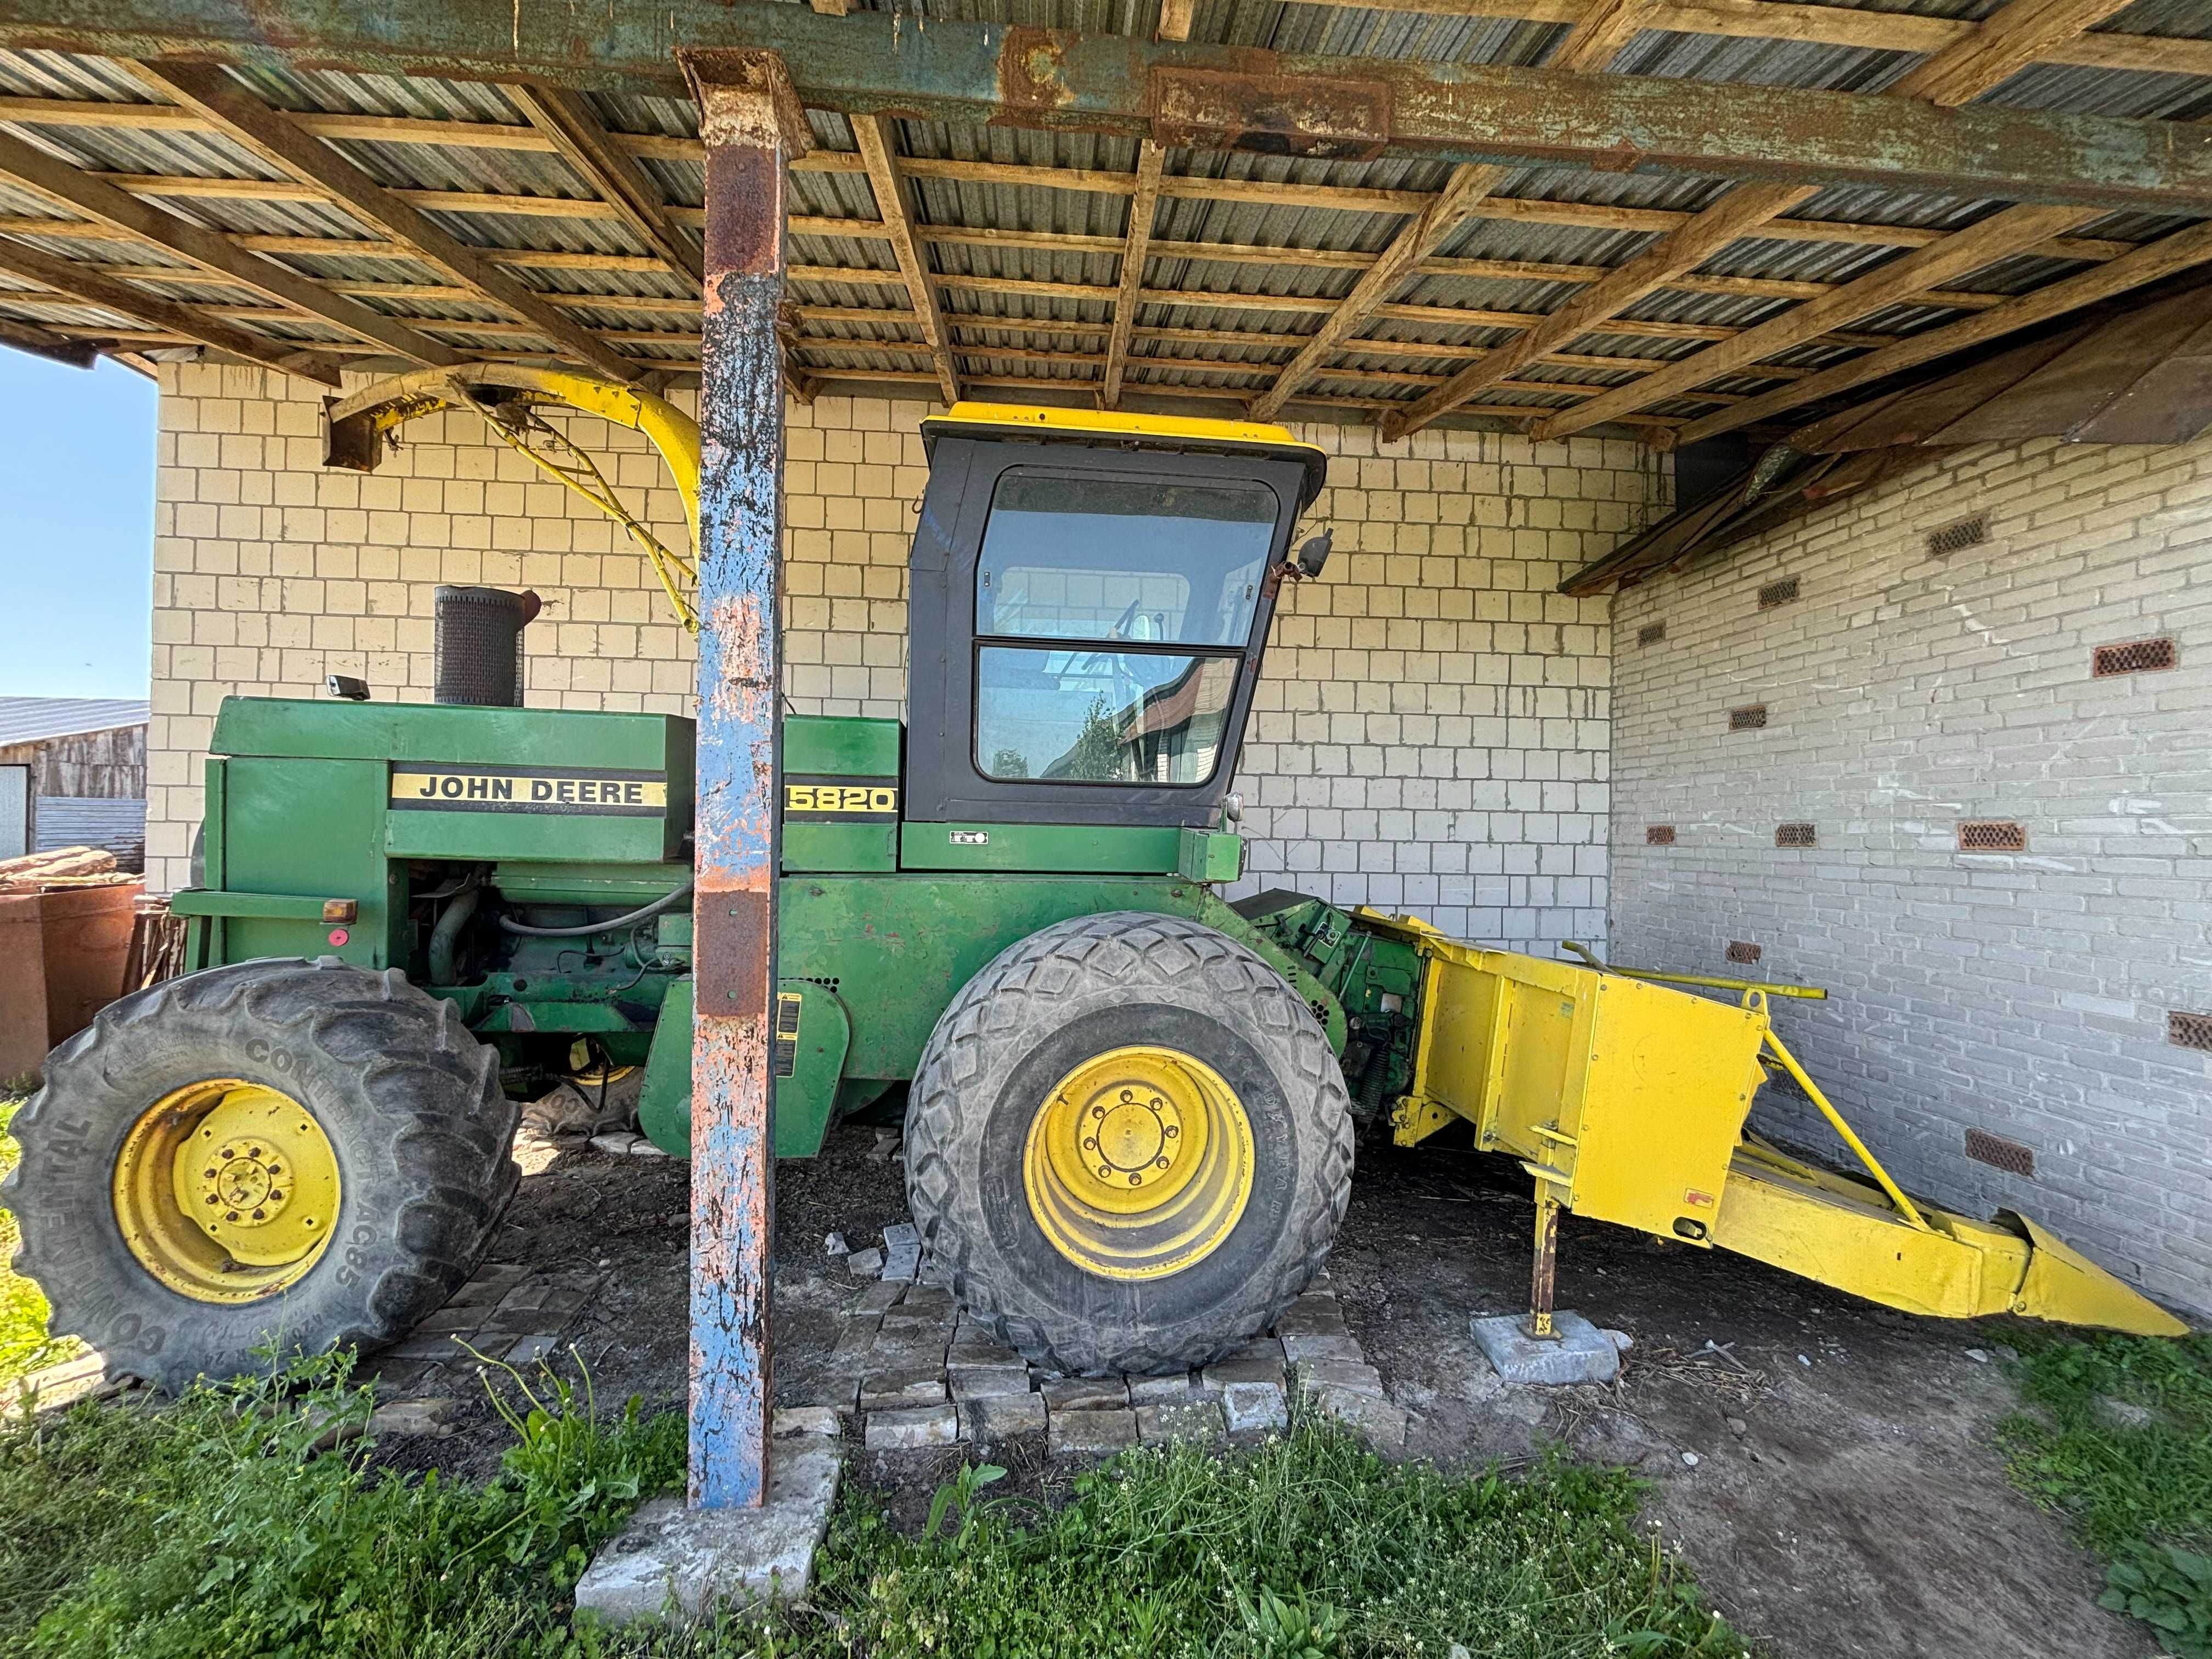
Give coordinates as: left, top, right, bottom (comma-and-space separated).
919, 400, 1328, 510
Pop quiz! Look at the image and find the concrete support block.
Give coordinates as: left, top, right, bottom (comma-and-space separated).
1041, 1376, 1127, 1412
1048, 1407, 1138, 1455
858, 1367, 946, 1410
1280, 1333, 1362, 1363
1127, 1372, 1199, 1405
574, 1447, 840, 1626
1137, 1401, 1226, 1446
1309, 1384, 1408, 1447
1469, 1311, 1622, 1385
949, 1361, 1032, 1400
1221, 1380, 1289, 1432
960, 1392, 1047, 1439
864, 1404, 960, 1451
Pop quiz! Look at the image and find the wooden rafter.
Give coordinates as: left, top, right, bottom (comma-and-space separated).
506, 84, 702, 281
0, 127, 465, 369
0, 235, 344, 382
1545, 0, 1658, 71
126, 61, 644, 382
1890, 0, 2139, 108
850, 113, 958, 405
1379, 181, 1816, 441
1529, 201, 2095, 439
1246, 165, 1508, 422
1670, 216, 2212, 445
1101, 143, 1167, 411
0, 311, 96, 366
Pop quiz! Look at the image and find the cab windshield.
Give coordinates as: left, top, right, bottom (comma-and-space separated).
973, 470, 1276, 785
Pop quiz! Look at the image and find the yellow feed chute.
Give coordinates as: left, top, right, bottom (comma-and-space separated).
324, 365, 703, 630
1377, 914, 2185, 1339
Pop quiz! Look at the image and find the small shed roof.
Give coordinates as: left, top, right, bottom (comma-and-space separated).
0, 2, 2207, 444
0, 696, 151, 748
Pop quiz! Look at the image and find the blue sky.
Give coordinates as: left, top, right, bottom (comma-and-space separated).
0, 352, 157, 699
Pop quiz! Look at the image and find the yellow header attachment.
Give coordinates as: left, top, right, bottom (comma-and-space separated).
921, 401, 1330, 510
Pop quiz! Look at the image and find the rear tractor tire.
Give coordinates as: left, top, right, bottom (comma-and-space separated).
905, 912, 1354, 1376
4, 958, 517, 1393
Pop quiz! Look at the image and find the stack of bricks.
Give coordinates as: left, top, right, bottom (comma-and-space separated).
145, 364, 1667, 956
788, 1273, 1410, 1455
1610, 431, 2212, 1319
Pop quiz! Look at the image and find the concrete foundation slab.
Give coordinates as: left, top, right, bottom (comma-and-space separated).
1469, 1311, 1622, 1385
574, 1446, 840, 1627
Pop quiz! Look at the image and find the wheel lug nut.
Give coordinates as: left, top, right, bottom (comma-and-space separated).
1127, 1173, 1142, 1186
251, 1209, 266, 1220
205, 1195, 219, 1206
204, 1167, 217, 1179
1092, 1105, 1105, 1119
1155, 1156, 1170, 1169
1098, 1165, 1111, 1178
1164, 1126, 1179, 1138
224, 1211, 239, 1222
1119, 1090, 1133, 1103
1082, 1137, 1097, 1150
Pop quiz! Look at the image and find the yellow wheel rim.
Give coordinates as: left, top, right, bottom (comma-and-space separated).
111, 1079, 342, 1304
1023, 1045, 1254, 1281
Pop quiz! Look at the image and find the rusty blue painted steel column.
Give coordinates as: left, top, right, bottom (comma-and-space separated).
679, 48, 810, 1511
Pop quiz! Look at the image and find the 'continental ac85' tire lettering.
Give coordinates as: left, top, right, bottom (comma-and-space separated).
3, 958, 517, 1393
905, 912, 1355, 1376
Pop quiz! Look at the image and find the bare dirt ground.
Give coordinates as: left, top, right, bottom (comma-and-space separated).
360, 1113, 2147, 1659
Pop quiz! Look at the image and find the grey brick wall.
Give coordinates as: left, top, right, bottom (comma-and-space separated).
149, 366, 1666, 956
1610, 433, 2212, 1318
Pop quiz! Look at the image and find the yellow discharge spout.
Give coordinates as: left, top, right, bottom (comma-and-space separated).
1373, 913, 2186, 1339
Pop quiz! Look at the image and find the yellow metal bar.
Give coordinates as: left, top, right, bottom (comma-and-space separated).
1761, 1030, 1931, 1232
1560, 940, 1828, 1000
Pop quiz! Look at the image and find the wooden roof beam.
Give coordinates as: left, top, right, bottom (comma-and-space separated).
11, 4, 2212, 212
1380, 180, 1815, 441
0, 126, 465, 369
0, 311, 97, 367
126, 61, 645, 382
1544, 0, 1660, 71
1890, 0, 2139, 108
1246, 164, 1508, 422
850, 113, 958, 405
0, 236, 343, 382
1101, 143, 1167, 410
1530, 201, 2096, 439
1671, 215, 2212, 445
506, 84, 701, 281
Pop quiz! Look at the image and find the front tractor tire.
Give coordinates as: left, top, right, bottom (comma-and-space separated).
4, 958, 517, 1394
906, 912, 1354, 1376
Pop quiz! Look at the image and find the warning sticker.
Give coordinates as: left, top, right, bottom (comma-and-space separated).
772, 991, 804, 1078
390, 764, 667, 816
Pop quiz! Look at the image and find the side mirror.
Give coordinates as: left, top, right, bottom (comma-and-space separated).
326, 674, 371, 701
1294, 530, 1333, 579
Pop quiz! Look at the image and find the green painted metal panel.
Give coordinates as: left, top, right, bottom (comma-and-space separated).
783, 714, 900, 776
213, 696, 695, 771
490, 861, 693, 904
636, 974, 692, 1156
784, 821, 896, 873
217, 756, 396, 968
782, 873, 1209, 1078
1176, 828, 1244, 882
897, 821, 1185, 873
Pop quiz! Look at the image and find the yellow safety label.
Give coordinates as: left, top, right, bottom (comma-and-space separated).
390, 765, 667, 816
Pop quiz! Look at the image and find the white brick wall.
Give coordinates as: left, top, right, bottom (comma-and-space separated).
148, 364, 1665, 956
1610, 433, 2212, 1317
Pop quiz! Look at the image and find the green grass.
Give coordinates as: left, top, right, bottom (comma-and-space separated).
0, 1096, 80, 1387
0, 1352, 1747, 1659
2001, 1330, 2212, 1658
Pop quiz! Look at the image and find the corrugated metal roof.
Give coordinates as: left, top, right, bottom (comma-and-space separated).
0, 697, 150, 748
32, 795, 146, 867
0, 3, 2206, 438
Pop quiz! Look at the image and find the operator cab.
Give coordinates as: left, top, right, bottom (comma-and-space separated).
902, 404, 1329, 828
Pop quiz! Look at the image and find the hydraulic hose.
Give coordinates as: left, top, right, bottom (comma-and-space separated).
496, 882, 694, 938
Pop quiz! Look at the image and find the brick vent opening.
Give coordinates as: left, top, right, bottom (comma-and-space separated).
1646, 825, 1676, 845
2091, 637, 2177, 678
1775, 822, 1817, 848
2171, 1011, 2212, 1052
1965, 1128, 2035, 1178
1959, 820, 2027, 852
1729, 704, 1768, 731
1725, 941, 1762, 964
1926, 515, 1988, 557
1758, 576, 1801, 610
1637, 620, 1667, 646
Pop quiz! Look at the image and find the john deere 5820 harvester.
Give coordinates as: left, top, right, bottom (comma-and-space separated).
5, 370, 2181, 1395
